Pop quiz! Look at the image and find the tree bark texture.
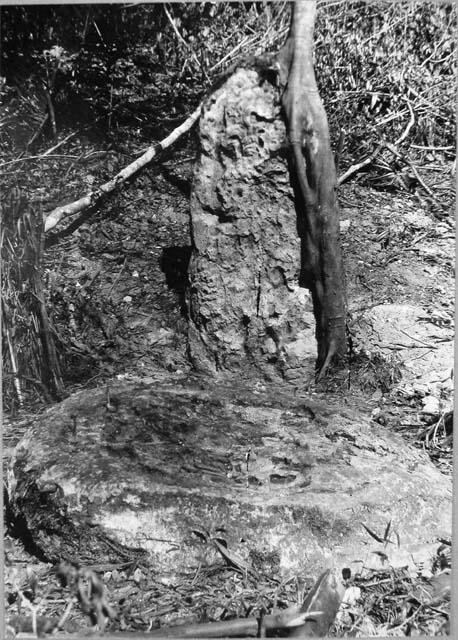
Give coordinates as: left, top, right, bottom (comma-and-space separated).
279, 0, 347, 378
187, 68, 317, 382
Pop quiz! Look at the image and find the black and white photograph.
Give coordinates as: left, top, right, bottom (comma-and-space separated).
1, 1, 455, 637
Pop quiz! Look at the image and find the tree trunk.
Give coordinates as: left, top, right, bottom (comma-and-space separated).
278, 0, 347, 379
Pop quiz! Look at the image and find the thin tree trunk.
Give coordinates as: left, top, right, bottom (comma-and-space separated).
44, 89, 57, 141
29, 218, 64, 398
278, 0, 347, 379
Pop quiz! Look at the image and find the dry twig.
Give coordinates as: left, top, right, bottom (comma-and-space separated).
337, 143, 383, 185
394, 98, 415, 146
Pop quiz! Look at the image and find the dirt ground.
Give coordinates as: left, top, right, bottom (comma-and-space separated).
3, 147, 454, 636
33, 154, 456, 396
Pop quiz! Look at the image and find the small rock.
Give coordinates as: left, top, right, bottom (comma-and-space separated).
371, 407, 387, 425
122, 296, 133, 304
412, 384, 428, 398
421, 396, 441, 415
341, 586, 361, 607
397, 385, 416, 399
132, 568, 143, 584
340, 219, 351, 232
264, 337, 277, 354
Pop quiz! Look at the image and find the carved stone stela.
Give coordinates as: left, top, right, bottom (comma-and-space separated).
188, 69, 316, 381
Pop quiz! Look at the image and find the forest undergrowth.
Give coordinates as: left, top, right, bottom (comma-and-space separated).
1, 2, 455, 637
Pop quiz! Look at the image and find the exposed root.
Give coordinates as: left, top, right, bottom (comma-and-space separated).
315, 339, 337, 382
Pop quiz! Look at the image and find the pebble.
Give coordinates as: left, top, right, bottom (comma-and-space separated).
371, 407, 387, 425
421, 395, 441, 415
370, 389, 383, 401
412, 384, 429, 397
341, 586, 361, 607
398, 384, 416, 399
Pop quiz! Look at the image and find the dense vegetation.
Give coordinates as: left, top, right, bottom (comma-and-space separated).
1, 1, 456, 407
2, 3, 454, 149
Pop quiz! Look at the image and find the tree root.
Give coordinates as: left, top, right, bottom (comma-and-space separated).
315, 339, 337, 382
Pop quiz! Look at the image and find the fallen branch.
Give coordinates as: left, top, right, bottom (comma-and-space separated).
383, 141, 440, 201
44, 200, 100, 248
334, 127, 346, 176
209, 35, 250, 72
164, 5, 203, 75
42, 131, 76, 157
394, 97, 415, 146
44, 104, 202, 233
44, 88, 57, 140
338, 131, 441, 199
411, 144, 455, 151
3, 323, 23, 407
24, 112, 49, 151
337, 143, 383, 185
11, 567, 343, 640
0, 153, 79, 170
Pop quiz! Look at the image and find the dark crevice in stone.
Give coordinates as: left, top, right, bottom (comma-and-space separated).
160, 245, 192, 317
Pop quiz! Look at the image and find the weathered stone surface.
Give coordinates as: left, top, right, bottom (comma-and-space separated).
7, 372, 451, 580
355, 303, 454, 398
187, 68, 316, 381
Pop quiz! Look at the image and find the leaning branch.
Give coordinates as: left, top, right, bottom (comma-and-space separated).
44, 105, 202, 233
383, 140, 440, 201
337, 143, 383, 185
394, 97, 415, 146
